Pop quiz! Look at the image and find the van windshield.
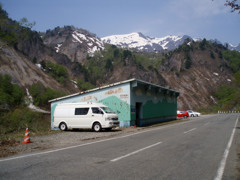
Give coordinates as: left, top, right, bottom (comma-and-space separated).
101, 107, 115, 114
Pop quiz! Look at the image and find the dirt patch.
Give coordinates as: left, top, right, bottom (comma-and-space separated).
0, 118, 191, 159
0, 139, 19, 158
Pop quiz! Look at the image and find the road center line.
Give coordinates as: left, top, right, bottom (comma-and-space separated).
111, 142, 162, 162
214, 116, 239, 180
0, 115, 212, 162
184, 128, 196, 134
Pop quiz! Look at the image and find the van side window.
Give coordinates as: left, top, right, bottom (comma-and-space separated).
75, 108, 89, 115
92, 107, 103, 114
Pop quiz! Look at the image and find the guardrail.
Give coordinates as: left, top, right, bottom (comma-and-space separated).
218, 111, 240, 114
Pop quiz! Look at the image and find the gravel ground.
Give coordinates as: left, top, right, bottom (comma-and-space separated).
0, 126, 143, 158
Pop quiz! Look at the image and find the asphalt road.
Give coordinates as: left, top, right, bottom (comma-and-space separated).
0, 114, 239, 180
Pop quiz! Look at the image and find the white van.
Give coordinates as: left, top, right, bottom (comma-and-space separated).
53, 102, 119, 132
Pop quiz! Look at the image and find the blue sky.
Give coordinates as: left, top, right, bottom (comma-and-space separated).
1, 0, 239, 45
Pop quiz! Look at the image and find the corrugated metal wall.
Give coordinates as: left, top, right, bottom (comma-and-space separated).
130, 82, 177, 126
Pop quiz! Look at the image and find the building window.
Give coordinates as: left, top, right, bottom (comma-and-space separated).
75, 108, 89, 115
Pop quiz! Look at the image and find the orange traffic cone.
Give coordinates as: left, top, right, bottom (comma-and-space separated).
22, 128, 32, 143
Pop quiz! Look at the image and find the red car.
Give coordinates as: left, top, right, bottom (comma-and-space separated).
177, 111, 189, 118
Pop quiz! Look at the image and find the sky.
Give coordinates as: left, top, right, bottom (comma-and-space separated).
1, 0, 240, 45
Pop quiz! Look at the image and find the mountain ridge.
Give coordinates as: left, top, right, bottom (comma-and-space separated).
42, 26, 104, 64
0, 5, 238, 110
42, 27, 240, 63
102, 32, 240, 52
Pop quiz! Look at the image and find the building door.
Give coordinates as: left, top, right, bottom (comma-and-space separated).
136, 102, 142, 126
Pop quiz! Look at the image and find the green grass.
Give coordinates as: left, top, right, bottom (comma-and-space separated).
0, 107, 56, 140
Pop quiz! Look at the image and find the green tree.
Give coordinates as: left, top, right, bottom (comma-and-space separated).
123, 50, 132, 59
185, 52, 192, 69
44, 62, 68, 85
77, 79, 95, 91
0, 74, 25, 107
0, 4, 8, 19
18, 17, 36, 29
222, 50, 240, 73
0, 74, 13, 95
199, 39, 207, 50
29, 82, 66, 107
40, 60, 46, 69
105, 58, 113, 71
32, 57, 37, 64
215, 69, 240, 111
210, 50, 215, 59
234, 71, 240, 86
113, 48, 120, 58
12, 84, 25, 105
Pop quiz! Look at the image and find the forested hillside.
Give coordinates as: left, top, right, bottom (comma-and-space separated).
0, 4, 240, 115
214, 50, 240, 111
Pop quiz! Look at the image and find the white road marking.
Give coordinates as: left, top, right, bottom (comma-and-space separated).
214, 116, 239, 180
184, 128, 196, 134
111, 142, 162, 162
0, 115, 216, 162
0, 120, 192, 162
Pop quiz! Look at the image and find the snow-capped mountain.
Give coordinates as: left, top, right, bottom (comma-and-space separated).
42, 27, 240, 64
210, 39, 240, 51
227, 43, 240, 51
102, 32, 240, 52
71, 30, 104, 55
101, 32, 192, 52
43, 26, 104, 63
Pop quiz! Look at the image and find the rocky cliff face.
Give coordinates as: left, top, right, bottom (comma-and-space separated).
0, 9, 234, 110
0, 40, 73, 93
0, 33, 234, 110
161, 49, 232, 110
42, 26, 104, 64
0, 12, 83, 94
101, 45, 233, 110
41, 27, 234, 110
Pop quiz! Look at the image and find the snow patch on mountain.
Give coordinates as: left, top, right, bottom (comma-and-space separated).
102, 32, 192, 52
55, 43, 62, 53
71, 30, 104, 56
102, 32, 240, 52
72, 33, 83, 43
227, 43, 240, 52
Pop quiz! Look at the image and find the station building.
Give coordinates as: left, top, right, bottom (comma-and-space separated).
49, 78, 180, 129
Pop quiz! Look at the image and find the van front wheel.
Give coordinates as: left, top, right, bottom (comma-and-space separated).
93, 122, 102, 132
59, 122, 67, 131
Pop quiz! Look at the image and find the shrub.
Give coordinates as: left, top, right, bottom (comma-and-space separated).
215, 84, 240, 111
0, 107, 51, 135
29, 82, 66, 107
44, 62, 68, 85
222, 50, 240, 73
77, 79, 95, 91
0, 74, 25, 107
